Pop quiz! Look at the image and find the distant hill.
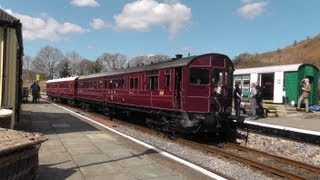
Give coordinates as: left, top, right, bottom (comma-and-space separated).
233, 34, 320, 69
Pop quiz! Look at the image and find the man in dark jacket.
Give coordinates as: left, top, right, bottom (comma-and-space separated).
233, 83, 242, 118
256, 82, 264, 117
30, 81, 40, 103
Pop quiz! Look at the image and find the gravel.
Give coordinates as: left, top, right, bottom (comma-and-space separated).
236, 129, 320, 166
113, 124, 280, 180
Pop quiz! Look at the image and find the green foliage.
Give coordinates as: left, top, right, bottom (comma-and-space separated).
59, 60, 71, 78
88, 59, 104, 73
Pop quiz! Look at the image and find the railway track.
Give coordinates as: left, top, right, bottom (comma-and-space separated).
178, 138, 320, 179
50, 100, 320, 179
113, 118, 320, 179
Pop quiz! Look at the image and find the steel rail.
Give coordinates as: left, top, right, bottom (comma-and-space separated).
176, 138, 306, 180
226, 143, 320, 174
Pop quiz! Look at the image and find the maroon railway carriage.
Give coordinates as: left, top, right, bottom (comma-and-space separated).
47, 53, 234, 134
46, 77, 78, 103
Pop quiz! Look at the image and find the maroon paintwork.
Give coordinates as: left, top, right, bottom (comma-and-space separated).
46, 77, 77, 100
47, 53, 233, 114
46, 53, 234, 134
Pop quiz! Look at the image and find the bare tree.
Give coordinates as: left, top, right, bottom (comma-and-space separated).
149, 54, 170, 63
65, 51, 83, 76
129, 56, 149, 66
23, 55, 34, 70
32, 46, 64, 79
78, 59, 93, 75
98, 53, 127, 71
129, 54, 170, 66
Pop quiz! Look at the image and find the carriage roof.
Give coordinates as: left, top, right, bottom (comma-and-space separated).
46, 76, 79, 83
78, 53, 231, 80
78, 55, 196, 80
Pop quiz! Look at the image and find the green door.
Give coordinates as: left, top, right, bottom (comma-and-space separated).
298, 65, 319, 105
284, 72, 298, 104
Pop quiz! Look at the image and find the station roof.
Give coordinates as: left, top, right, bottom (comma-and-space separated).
0, 9, 19, 23
0, 8, 24, 56
234, 64, 304, 75
46, 76, 78, 83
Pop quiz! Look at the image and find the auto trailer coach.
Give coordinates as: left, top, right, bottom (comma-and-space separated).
47, 53, 235, 135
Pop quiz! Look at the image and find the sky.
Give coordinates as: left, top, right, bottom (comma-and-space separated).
1, 0, 320, 61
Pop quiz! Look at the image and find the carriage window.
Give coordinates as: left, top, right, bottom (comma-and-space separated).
212, 69, 224, 94
134, 78, 138, 89
98, 81, 103, 89
189, 68, 209, 84
130, 79, 134, 89
130, 78, 138, 89
82, 82, 89, 88
118, 79, 124, 89
149, 76, 158, 90
212, 69, 223, 85
165, 75, 170, 89
93, 81, 98, 89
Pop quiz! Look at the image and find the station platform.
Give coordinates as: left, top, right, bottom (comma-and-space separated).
15, 101, 189, 180
244, 110, 320, 135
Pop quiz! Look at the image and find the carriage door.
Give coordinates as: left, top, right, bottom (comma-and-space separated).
174, 68, 182, 109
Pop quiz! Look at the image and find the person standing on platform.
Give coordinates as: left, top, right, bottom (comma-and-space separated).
30, 81, 40, 103
256, 82, 264, 117
233, 83, 242, 118
35, 82, 41, 103
297, 78, 311, 112
250, 83, 258, 120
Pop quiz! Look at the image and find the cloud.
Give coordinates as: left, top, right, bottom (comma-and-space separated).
4, 9, 87, 41
90, 18, 112, 29
113, 0, 192, 38
70, 0, 99, 7
237, 0, 268, 19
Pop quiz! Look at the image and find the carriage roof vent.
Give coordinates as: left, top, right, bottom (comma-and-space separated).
175, 54, 183, 59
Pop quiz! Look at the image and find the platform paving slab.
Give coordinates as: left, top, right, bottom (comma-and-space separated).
16, 101, 188, 180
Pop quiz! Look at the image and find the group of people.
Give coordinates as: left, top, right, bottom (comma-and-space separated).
233, 77, 311, 120
233, 82, 264, 120
30, 81, 41, 103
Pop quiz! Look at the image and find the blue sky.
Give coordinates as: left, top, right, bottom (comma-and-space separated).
1, 0, 320, 60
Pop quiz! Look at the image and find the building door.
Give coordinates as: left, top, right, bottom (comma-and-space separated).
260, 73, 274, 101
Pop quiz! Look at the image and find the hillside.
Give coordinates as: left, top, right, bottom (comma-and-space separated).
233, 34, 320, 69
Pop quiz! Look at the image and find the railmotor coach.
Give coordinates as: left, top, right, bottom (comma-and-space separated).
46, 53, 235, 135
46, 76, 78, 104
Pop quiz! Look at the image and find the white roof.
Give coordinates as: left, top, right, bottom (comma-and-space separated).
234, 64, 303, 75
46, 76, 78, 83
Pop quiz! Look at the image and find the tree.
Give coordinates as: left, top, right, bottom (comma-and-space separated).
58, 60, 71, 78
78, 59, 93, 75
23, 55, 33, 70
129, 54, 170, 66
65, 51, 83, 76
32, 46, 64, 79
98, 53, 127, 71
88, 59, 104, 74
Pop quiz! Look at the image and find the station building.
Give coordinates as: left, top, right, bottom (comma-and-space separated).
234, 64, 319, 105
0, 9, 24, 128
